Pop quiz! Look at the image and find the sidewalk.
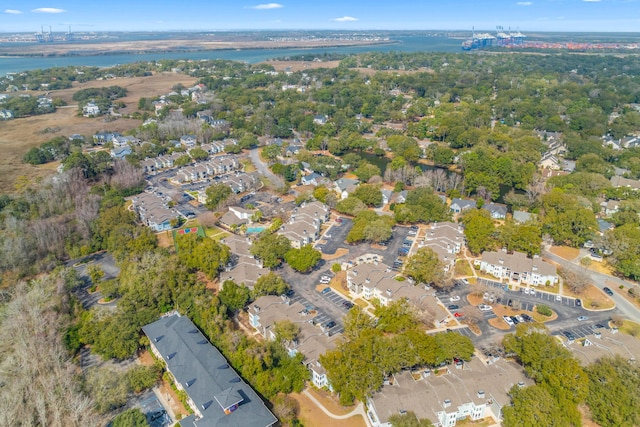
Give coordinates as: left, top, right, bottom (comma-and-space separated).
302, 389, 372, 427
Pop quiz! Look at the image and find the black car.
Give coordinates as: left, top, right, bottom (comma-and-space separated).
285, 289, 295, 297
603, 287, 614, 296
510, 316, 520, 325
324, 321, 336, 329
410, 225, 418, 230
448, 304, 459, 310
521, 314, 533, 322
342, 301, 354, 309
564, 332, 575, 340
575, 299, 582, 307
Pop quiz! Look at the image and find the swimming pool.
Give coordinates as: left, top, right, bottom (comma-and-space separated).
246, 226, 266, 234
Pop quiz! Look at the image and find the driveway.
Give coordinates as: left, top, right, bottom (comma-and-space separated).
249, 148, 284, 188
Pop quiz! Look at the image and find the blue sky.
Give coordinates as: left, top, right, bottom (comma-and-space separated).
1, 0, 639, 33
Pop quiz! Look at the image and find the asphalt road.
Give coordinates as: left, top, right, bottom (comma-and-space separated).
249, 147, 284, 188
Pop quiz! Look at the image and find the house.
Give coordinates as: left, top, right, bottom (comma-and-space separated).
475, 249, 558, 286
301, 172, 322, 186
180, 135, 198, 148
610, 175, 640, 190
450, 198, 476, 214
482, 203, 508, 220
220, 263, 270, 288
334, 178, 360, 200
93, 132, 121, 145
600, 200, 620, 216
82, 102, 100, 117
381, 189, 393, 206
219, 206, 255, 228
393, 190, 408, 204
539, 152, 560, 170
113, 135, 140, 147
513, 210, 537, 224
597, 218, 614, 235
278, 202, 329, 248
142, 313, 277, 427
140, 159, 157, 175
285, 144, 304, 157
247, 295, 342, 389
131, 193, 179, 232
419, 221, 465, 272
367, 356, 532, 427
110, 146, 132, 159
313, 115, 328, 125
562, 159, 576, 173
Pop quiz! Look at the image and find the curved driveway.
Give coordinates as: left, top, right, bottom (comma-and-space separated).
249, 148, 284, 188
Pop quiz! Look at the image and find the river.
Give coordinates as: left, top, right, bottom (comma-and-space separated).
0, 34, 462, 76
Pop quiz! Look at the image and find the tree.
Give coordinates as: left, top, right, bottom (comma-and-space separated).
394, 187, 450, 224
218, 280, 251, 312
285, 244, 322, 273
503, 385, 571, 427
112, 409, 150, 427
604, 224, 640, 280
355, 162, 381, 182
176, 234, 231, 279
585, 356, 640, 427
557, 265, 590, 295
388, 411, 434, 427
541, 189, 597, 248
375, 299, 417, 334
189, 147, 209, 161
273, 320, 300, 344
205, 183, 232, 211
253, 272, 289, 297
352, 184, 383, 207
336, 196, 367, 216
498, 220, 542, 256
404, 247, 445, 288
251, 233, 292, 268
461, 208, 496, 255
87, 264, 105, 285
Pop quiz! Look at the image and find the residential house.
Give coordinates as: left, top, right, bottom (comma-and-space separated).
113, 135, 140, 147
285, 143, 304, 157
566, 326, 640, 366
247, 295, 342, 389
597, 218, 614, 235
219, 263, 269, 288
513, 210, 537, 224
450, 198, 476, 214
301, 172, 322, 186
219, 206, 255, 229
313, 115, 328, 125
140, 158, 157, 175
419, 222, 465, 273
131, 192, 179, 232
539, 152, 560, 170
334, 178, 360, 200
82, 102, 100, 117
611, 175, 640, 190
393, 190, 408, 204
93, 132, 121, 145
475, 249, 558, 286
381, 189, 393, 206
482, 203, 508, 220
142, 313, 277, 427
180, 135, 198, 148
278, 202, 329, 248
0, 109, 14, 120
110, 146, 132, 159
367, 357, 532, 427
600, 200, 620, 216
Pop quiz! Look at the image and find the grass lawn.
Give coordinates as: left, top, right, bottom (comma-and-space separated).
288, 390, 365, 427
619, 319, 640, 338
203, 225, 229, 240
454, 259, 473, 277
564, 284, 615, 310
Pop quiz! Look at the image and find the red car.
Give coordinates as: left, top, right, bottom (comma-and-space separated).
336, 217, 343, 223
454, 312, 464, 318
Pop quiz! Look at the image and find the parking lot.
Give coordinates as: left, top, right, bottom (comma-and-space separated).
135, 390, 172, 427
283, 283, 344, 336
317, 218, 353, 255
555, 323, 608, 341
478, 278, 583, 308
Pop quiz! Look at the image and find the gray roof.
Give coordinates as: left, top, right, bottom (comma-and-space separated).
513, 210, 536, 223
335, 178, 359, 192
482, 203, 508, 218
450, 198, 476, 211
142, 314, 277, 427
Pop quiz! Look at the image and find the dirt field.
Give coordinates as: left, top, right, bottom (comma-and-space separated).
289, 389, 365, 427
564, 284, 615, 310
549, 246, 580, 260
0, 72, 197, 192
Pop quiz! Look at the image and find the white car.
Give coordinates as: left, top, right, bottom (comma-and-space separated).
449, 296, 461, 302
478, 304, 493, 312
503, 316, 515, 327
555, 295, 562, 302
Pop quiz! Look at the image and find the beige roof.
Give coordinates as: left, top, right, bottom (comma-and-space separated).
220, 210, 248, 227
481, 250, 556, 277
611, 175, 640, 189
369, 357, 532, 425
348, 262, 396, 289
220, 263, 269, 287
567, 328, 640, 366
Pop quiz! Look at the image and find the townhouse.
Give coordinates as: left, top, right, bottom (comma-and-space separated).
418, 221, 465, 273
278, 201, 329, 248
474, 249, 558, 286
131, 192, 179, 232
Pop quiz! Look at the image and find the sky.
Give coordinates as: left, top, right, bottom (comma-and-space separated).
1, 0, 639, 33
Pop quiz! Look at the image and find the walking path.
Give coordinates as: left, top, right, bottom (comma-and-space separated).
302, 389, 371, 426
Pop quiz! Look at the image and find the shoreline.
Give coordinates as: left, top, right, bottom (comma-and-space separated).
0, 39, 397, 59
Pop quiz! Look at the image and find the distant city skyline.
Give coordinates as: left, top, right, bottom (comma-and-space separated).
1, 0, 640, 33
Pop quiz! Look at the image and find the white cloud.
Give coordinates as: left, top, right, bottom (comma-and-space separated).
517, 1, 533, 5
332, 16, 359, 22
247, 3, 283, 9
4, 9, 22, 14
32, 8, 66, 13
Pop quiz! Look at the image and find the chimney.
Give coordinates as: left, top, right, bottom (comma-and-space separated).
477, 390, 485, 399
443, 399, 451, 408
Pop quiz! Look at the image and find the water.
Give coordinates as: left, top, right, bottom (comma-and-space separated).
0, 34, 462, 76
246, 226, 266, 234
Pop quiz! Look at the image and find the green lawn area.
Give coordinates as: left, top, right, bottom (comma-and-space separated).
619, 320, 640, 338
204, 225, 230, 241
454, 259, 473, 277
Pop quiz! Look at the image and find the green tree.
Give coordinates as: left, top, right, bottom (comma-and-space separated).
394, 187, 450, 224
503, 385, 570, 427
336, 196, 368, 216
176, 234, 231, 279
585, 356, 640, 427
461, 208, 496, 255
285, 244, 322, 273
604, 224, 640, 280
354, 162, 382, 182
375, 299, 417, 334
541, 189, 597, 247
498, 221, 542, 256
205, 183, 232, 211
273, 319, 300, 344
112, 409, 150, 427
404, 247, 445, 288
250, 233, 292, 268
388, 411, 434, 427
253, 272, 289, 297
352, 184, 383, 207
189, 147, 209, 161
218, 280, 251, 312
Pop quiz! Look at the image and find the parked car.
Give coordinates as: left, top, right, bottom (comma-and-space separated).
321, 287, 331, 295
410, 225, 418, 230
577, 316, 589, 321
478, 304, 493, 311
510, 316, 520, 325
336, 217, 343, 223
503, 316, 515, 327
515, 315, 525, 323
575, 299, 582, 307
448, 304, 459, 310
285, 289, 295, 297
454, 312, 464, 318
449, 295, 461, 302
555, 294, 562, 301
324, 321, 336, 329
603, 287, 614, 296
521, 314, 533, 322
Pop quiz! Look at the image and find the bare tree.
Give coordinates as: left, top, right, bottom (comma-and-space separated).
558, 265, 591, 295
110, 159, 144, 190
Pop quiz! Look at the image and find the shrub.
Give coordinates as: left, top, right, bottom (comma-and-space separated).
537, 304, 552, 316
331, 263, 342, 273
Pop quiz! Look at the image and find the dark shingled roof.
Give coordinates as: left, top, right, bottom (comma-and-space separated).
142, 314, 277, 427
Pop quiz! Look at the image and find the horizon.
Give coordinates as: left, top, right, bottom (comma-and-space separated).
2, 0, 640, 33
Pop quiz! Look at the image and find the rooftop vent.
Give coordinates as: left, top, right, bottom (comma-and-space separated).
443, 399, 451, 408
477, 390, 485, 398
518, 381, 525, 388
